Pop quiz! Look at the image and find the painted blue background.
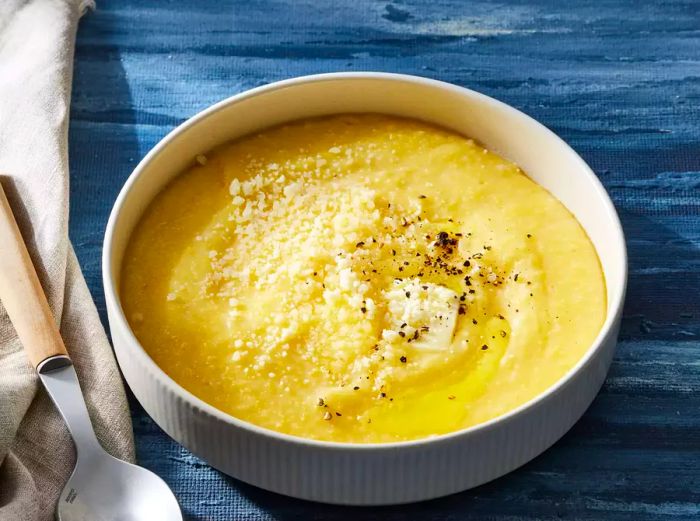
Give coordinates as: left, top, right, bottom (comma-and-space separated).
68, 1, 700, 519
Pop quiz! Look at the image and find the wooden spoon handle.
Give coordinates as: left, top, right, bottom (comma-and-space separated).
0, 182, 68, 368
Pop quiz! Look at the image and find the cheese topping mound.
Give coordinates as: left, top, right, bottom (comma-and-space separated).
121, 114, 606, 443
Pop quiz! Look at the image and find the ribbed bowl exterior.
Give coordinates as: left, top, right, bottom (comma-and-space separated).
104, 73, 627, 505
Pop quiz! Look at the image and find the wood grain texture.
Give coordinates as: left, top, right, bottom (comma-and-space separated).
67, 1, 699, 519
0, 183, 68, 368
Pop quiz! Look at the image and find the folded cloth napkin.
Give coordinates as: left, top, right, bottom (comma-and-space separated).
0, 1, 134, 519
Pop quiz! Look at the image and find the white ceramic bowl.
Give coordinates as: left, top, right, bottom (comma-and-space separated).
103, 72, 627, 505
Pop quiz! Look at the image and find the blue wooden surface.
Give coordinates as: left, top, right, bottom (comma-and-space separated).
67, 1, 700, 519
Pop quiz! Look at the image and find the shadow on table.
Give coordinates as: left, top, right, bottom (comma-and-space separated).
221, 461, 557, 521
615, 208, 699, 338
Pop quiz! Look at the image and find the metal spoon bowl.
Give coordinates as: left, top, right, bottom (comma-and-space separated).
40, 359, 182, 521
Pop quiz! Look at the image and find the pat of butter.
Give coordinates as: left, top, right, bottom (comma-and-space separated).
383, 279, 459, 350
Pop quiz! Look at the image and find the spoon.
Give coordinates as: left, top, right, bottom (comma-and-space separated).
0, 183, 182, 521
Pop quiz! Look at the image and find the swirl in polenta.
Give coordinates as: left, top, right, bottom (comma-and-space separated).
121, 114, 606, 443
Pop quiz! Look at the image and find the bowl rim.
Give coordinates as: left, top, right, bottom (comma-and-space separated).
102, 71, 628, 450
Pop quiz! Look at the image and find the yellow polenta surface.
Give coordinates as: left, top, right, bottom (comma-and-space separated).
121, 114, 606, 443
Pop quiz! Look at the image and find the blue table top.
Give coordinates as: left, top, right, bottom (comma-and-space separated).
68, 1, 700, 519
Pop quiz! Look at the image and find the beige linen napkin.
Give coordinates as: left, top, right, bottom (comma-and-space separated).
0, 1, 134, 519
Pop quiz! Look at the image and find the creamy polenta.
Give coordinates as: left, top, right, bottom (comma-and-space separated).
121, 114, 606, 443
